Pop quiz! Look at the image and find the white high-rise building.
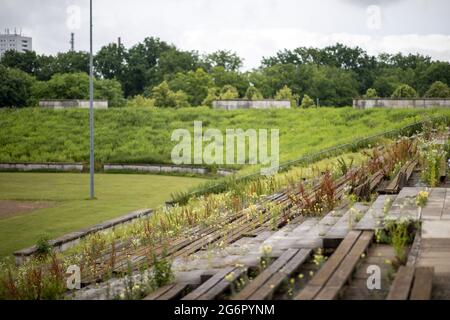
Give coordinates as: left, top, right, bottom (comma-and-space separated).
0, 29, 32, 58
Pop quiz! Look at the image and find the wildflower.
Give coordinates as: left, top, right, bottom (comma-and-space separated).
261, 245, 273, 256
298, 273, 304, 279
309, 271, 314, 277
416, 191, 429, 207
225, 272, 235, 282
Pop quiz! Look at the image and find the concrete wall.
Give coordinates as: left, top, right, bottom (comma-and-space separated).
353, 99, 450, 109
39, 100, 108, 109
213, 100, 291, 110
0, 163, 83, 172
104, 164, 208, 175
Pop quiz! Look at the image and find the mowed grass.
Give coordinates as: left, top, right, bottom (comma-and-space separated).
0, 172, 207, 257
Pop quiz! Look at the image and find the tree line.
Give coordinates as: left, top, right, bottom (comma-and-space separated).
1, 38, 450, 108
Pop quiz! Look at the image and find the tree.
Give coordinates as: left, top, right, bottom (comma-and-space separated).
210, 66, 248, 97
275, 85, 297, 107
245, 86, 263, 100
364, 88, 379, 98
300, 94, 315, 108
0, 65, 35, 107
425, 81, 450, 98
95, 42, 127, 80
391, 84, 418, 98
30, 72, 124, 107
124, 37, 172, 97
126, 95, 155, 108
0, 50, 39, 74
52, 51, 90, 75
219, 85, 239, 99
156, 49, 200, 80
169, 68, 213, 106
202, 87, 220, 106
205, 50, 243, 72
95, 78, 126, 107
151, 81, 190, 108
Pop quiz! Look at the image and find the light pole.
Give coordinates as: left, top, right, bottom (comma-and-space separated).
89, 0, 95, 199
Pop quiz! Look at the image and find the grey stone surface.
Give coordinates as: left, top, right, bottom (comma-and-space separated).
353, 98, 450, 109
39, 99, 108, 109
213, 99, 291, 110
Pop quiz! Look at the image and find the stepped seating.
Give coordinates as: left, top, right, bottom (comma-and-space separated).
295, 230, 373, 300
386, 266, 434, 300
181, 266, 246, 300
232, 248, 312, 300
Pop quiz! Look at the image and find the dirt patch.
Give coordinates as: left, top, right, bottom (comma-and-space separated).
0, 200, 53, 219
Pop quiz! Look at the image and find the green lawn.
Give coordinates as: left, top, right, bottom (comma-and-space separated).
0, 172, 207, 257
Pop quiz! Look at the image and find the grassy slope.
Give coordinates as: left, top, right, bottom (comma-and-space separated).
0, 173, 206, 257
1, 107, 449, 166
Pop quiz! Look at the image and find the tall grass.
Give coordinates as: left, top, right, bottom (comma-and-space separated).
1, 107, 449, 166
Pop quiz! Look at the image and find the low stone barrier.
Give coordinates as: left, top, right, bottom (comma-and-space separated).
0, 162, 83, 172
39, 99, 108, 109
213, 99, 291, 110
13, 208, 153, 265
353, 98, 450, 109
104, 164, 236, 176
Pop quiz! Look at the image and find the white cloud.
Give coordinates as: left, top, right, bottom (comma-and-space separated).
1, 0, 449, 69
178, 28, 450, 69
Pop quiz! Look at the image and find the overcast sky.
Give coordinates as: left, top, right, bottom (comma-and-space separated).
1, 0, 450, 69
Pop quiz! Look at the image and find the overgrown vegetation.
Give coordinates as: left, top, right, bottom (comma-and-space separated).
1, 107, 448, 167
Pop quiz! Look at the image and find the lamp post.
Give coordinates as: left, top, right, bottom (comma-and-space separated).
89, 0, 95, 199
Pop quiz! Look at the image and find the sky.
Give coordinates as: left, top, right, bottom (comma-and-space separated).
1, 0, 450, 70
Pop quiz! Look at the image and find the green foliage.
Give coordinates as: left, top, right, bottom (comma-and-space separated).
425, 81, 450, 98
219, 85, 239, 99
202, 87, 220, 106
0, 256, 66, 300
0, 107, 448, 165
152, 254, 174, 288
169, 68, 213, 106
364, 88, 379, 98
204, 50, 243, 72
391, 84, 418, 98
126, 95, 155, 108
419, 141, 446, 187
245, 86, 263, 100
150, 81, 190, 108
0, 65, 36, 107
300, 94, 315, 108
35, 234, 52, 257
375, 218, 419, 265
28, 72, 125, 107
275, 85, 297, 107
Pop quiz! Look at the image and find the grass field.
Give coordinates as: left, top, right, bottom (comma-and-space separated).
0, 172, 207, 257
1, 107, 449, 166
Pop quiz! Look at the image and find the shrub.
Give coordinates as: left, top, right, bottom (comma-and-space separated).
0, 65, 36, 107
300, 94, 315, 108
126, 95, 155, 108
245, 86, 263, 100
202, 87, 220, 106
425, 81, 450, 98
391, 84, 418, 98
364, 88, 379, 98
151, 81, 191, 108
275, 85, 298, 107
219, 85, 239, 99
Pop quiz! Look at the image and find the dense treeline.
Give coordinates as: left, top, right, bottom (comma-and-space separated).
1, 38, 450, 108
